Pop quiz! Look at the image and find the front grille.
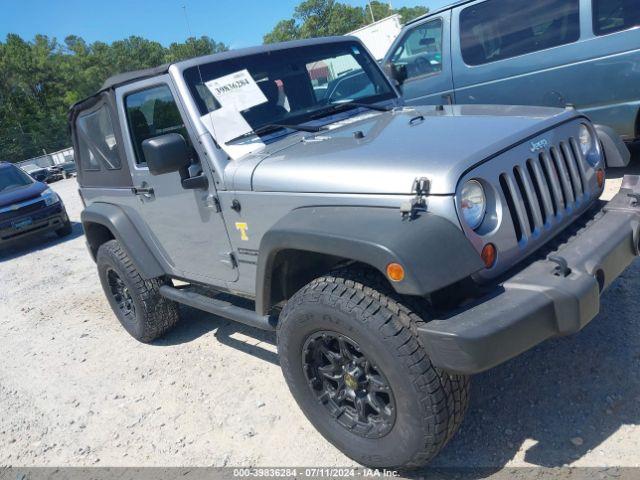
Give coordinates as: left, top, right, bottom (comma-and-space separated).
0, 199, 46, 223
498, 138, 591, 244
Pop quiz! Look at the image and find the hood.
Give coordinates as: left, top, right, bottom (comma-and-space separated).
0, 181, 47, 208
247, 105, 580, 195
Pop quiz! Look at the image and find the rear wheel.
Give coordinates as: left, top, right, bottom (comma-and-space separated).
97, 239, 179, 342
277, 267, 470, 469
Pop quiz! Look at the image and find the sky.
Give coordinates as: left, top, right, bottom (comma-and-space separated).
0, 0, 452, 49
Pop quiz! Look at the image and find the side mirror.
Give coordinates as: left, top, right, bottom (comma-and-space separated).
383, 61, 394, 78
383, 61, 407, 87
142, 133, 191, 176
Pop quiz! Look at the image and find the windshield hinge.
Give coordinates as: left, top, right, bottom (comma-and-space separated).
205, 194, 221, 212
400, 177, 430, 220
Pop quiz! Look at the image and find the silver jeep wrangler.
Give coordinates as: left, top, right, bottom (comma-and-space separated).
70, 37, 639, 469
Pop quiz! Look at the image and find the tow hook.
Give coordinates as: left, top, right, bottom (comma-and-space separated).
548, 255, 571, 277
627, 193, 640, 207
401, 177, 430, 220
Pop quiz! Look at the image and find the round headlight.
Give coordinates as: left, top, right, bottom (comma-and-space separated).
579, 124, 594, 156
460, 180, 486, 230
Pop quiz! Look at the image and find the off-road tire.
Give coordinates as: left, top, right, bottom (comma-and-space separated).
97, 239, 179, 343
277, 267, 470, 470
55, 220, 73, 237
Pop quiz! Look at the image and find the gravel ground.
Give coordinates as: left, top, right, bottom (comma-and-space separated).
1, 149, 639, 472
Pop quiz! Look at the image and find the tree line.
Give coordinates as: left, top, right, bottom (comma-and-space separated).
0, 1, 427, 163
264, 0, 427, 43
0, 35, 227, 162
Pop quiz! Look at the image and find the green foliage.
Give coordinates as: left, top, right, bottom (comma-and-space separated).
263, 0, 428, 43
0, 34, 228, 162
396, 5, 430, 24
263, 19, 300, 44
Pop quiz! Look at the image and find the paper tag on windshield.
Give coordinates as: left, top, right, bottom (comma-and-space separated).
201, 110, 265, 160
205, 70, 267, 111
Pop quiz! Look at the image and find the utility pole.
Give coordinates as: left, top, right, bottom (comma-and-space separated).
367, 1, 375, 23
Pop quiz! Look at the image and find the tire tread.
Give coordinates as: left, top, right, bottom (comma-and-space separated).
278, 266, 470, 469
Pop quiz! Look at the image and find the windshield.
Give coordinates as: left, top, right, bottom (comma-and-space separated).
184, 41, 396, 137
0, 166, 33, 192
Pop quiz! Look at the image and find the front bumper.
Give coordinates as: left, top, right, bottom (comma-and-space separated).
420, 175, 640, 375
0, 202, 68, 245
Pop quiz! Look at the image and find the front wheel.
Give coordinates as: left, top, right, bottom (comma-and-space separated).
277, 268, 470, 470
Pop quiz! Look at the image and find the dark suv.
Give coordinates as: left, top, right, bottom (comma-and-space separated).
0, 162, 72, 246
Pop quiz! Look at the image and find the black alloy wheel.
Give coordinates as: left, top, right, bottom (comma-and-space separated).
303, 331, 396, 439
106, 267, 136, 320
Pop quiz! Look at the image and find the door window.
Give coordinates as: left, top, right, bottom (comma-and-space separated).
76, 104, 121, 171
124, 85, 192, 165
460, 0, 580, 66
593, 0, 640, 35
389, 19, 444, 81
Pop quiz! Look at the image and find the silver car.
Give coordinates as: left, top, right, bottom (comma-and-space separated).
71, 37, 638, 469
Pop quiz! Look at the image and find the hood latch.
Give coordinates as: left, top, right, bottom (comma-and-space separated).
400, 177, 429, 220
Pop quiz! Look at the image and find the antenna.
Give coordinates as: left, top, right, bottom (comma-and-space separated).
182, 4, 194, 39
180, 2, 219, 143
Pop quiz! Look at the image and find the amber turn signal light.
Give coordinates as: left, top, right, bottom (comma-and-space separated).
386, 263, 405, 282
481, 243, 497, 269
596, 169, 605, 189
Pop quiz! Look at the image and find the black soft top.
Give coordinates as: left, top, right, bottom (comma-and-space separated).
100, 64, 170, 92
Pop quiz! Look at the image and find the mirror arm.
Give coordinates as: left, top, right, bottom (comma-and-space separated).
182, 174, 209, 190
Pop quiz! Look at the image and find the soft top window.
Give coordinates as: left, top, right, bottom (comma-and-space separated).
460, 0, 580, 66
76, 104, 121, 171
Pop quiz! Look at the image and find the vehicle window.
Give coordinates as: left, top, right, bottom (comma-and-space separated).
183, 41, 395, 134
0, 166, 33, 192
460, 0, 580, 66
307, 53, 377, 102
593, 0, 640, 35
76, 104, 120, 171
389, 19, 443, 81
125, 85, 192, 165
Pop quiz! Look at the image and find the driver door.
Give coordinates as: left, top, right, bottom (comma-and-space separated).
116, 77, 238, 285
386, 12, 455, 105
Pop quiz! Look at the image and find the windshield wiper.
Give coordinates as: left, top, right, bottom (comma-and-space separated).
226, 123, 325, 145
308, 101, 392, 120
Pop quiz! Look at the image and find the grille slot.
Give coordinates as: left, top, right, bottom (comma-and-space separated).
551, 146, 575, 205
526, 159, 548, 226
500, 174, 523, 242
561, 141, 584, 198
499, 136, 594, 245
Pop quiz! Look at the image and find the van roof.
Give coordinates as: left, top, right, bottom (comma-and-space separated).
405, 0, 475, 26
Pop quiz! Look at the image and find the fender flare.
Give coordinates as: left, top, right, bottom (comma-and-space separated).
595, 124, 631, 168
255, 206, 484, 315
81, 202, 164, 279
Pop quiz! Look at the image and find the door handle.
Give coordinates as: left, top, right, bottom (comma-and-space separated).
132, 186, 154, 198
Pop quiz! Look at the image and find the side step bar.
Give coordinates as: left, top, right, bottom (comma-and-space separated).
159, 285, 276, 331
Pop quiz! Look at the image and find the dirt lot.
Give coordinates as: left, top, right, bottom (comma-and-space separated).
1, 151, 639, 472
